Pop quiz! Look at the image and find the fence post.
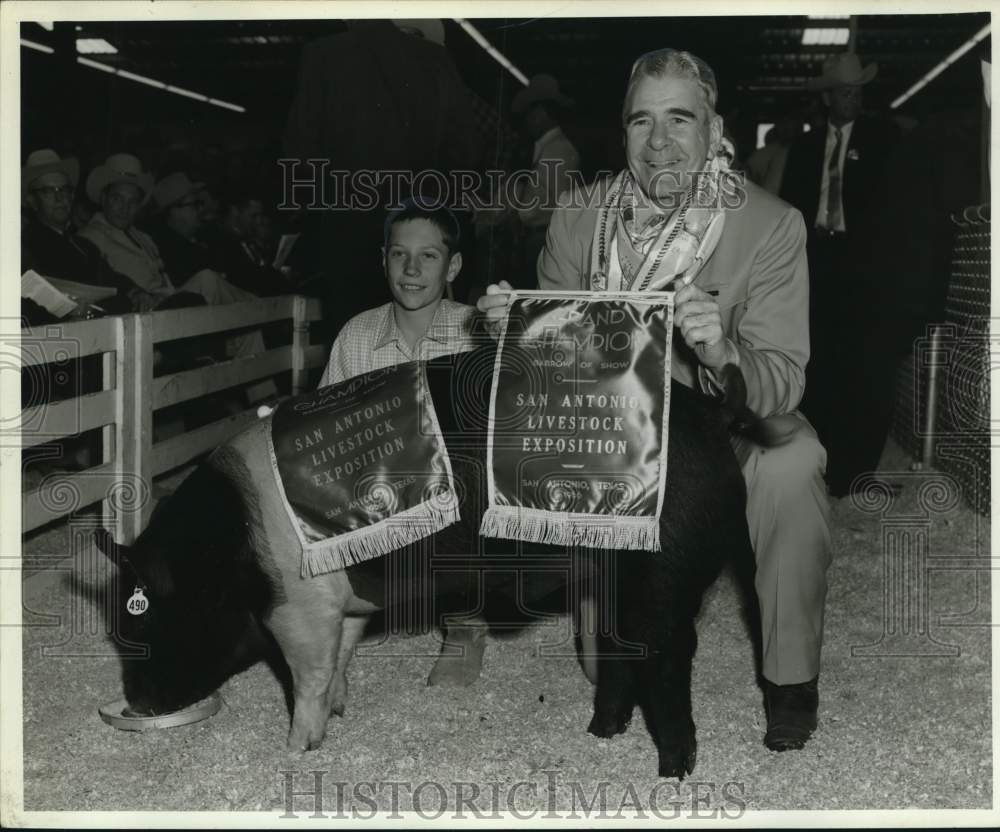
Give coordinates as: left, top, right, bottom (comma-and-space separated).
291, 294, 309, 396
113, 314, 153, 545
919, 324, 943, 469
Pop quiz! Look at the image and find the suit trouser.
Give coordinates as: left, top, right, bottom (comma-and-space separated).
731, 413, 833, 686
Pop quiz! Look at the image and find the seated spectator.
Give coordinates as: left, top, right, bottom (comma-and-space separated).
21, 149, 133, 324
80, 154, 276, 400
212, 185, 291, 296
149, 172, 217, 284
78, 153, 258, 312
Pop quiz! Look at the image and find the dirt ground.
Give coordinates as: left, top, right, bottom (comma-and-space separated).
14, 439, 993, 820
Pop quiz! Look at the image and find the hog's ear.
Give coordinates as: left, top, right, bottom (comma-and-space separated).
94, 528, 175, 596
94, 528, 130, 566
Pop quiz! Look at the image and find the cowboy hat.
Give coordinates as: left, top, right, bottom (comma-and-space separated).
807, 52, 878, 91
153, 172, 205, 211
22, 149, 79, 198
85, 153, 154, 204
512, 74, 575, 116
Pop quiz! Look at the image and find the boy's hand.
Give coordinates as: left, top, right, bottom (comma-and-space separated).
476, 280, 514, 336
673, 282, 732, 370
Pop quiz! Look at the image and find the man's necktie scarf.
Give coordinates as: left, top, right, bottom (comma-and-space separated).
481, 290, 674, 552
591, 137, 736, 292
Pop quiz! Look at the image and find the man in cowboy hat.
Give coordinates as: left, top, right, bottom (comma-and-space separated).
780, 52, 899, 496
80, 153, 259, 312
510, 74, 582, 288
149, 171, 213, 285
21, 149, 133, 324
80, 154, 277, 400
79, 152, 185, 310
468, 47, 830, 753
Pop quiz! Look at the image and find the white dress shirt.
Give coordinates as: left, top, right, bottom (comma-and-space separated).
814, 120, 854, 232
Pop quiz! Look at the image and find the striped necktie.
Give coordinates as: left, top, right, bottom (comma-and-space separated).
826, 127, 843, 230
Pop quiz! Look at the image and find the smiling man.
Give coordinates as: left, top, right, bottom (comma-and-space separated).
473, 48, 832, 753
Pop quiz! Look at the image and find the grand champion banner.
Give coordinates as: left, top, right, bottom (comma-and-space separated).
481, 290, 674, 551
268, 362, 459, 576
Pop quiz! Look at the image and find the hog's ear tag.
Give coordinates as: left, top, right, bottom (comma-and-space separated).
126, 587, 149, 616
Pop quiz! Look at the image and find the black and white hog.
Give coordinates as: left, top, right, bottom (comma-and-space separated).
96, 344, 759, 779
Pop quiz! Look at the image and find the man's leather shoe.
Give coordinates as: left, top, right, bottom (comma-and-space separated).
764, 676, 818, 751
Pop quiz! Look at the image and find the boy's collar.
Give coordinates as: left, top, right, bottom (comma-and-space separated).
374, 300, 451, 349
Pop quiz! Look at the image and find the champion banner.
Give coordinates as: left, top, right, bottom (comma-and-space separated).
481, 290, 674, 551
269, 362, 459, 576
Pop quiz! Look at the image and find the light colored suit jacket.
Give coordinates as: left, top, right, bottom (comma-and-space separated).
79, 212, 173, 295
537, 177, 809, 418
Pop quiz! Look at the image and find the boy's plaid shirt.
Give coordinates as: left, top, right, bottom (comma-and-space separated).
318, 300, 480, 388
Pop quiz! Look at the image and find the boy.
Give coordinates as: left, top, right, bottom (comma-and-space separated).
318, 200, 478, 387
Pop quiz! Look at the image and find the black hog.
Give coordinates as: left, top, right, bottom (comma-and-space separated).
97, 344, 757, 778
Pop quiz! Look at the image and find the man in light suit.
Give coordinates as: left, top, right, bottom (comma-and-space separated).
780, 53, 899, 495
471, 48, 831, 752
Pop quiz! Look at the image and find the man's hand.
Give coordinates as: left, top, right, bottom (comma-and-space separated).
476, 280, 514, 335
673, 282, 731, 370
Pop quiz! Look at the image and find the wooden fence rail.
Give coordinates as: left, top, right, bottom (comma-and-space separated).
20, 295, 325, 544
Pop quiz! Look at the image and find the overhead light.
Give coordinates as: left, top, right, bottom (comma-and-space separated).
453, 18, 529, 87
76, 38, 118, 55
208, 98, 245, 112
74, 55, 245, 112
36, 22, 54, 32
891, 21, 992, 109
115, 67, 166, 89
165, 84, 208, 102
77, 56, 116, 74
20, 39, 54, 54
801, 28, 850, 46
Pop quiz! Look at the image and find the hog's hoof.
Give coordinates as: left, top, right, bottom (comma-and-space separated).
427, 628, 487, 687
329, 675, 347, 718
287, 719, 328, 753
657, 745, 696, 780
286, 734, 326, 753
587, 709, 631, 738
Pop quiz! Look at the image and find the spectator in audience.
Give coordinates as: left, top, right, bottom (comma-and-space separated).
780, 53, 899, 495
510, 74, 582, 288
149, 172, 216, 284
80, 154, 276, 400
212, 185, 290, 296
21, 149, 133, 323
79, 153, 257, 312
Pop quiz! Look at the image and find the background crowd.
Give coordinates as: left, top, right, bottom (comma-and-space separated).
19, 16, 990, 497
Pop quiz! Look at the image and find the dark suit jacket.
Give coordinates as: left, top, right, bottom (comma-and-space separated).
780, 114, 899, 235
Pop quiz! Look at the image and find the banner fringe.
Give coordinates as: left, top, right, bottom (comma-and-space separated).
480, 506, 660, 552
302, 493, 460, 577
